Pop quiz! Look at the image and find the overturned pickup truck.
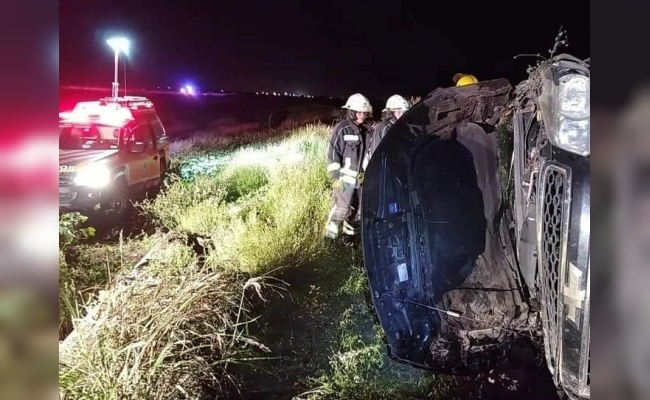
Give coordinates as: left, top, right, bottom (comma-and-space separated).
360, 54, 590, 400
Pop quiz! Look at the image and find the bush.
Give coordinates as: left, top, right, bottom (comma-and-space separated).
138, 173, 227, 231
202, 126, 333, 275
221, 165, 269, 202
141, 124, 333, 276
59, 212, 95, 247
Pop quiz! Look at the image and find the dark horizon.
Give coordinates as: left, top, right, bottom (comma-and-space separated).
60, 0, 589, 99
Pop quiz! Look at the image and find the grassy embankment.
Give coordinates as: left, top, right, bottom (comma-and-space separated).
59, 122, 452, 399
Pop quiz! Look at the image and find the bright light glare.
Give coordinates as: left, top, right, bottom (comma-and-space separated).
73, 163, 111, 187
106, 37, 130, 54
181, 85, 196, 96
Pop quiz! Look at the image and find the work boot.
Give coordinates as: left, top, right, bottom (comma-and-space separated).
324, 221, 339, 240
341, 234, 356, 247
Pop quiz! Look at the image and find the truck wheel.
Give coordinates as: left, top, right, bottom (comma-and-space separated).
105, 178, 129, 219
159, 158, 167, 183
151, 158, 167, 195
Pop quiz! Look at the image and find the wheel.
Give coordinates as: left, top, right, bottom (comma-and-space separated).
159, 158, 167, 183
104, 178, 129, 220
151, 158, 167, 195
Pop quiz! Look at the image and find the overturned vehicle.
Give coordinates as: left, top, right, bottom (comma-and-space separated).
360, 54, 590, 400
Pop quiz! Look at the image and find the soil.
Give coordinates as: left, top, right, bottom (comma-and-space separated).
221, 244, 563, 400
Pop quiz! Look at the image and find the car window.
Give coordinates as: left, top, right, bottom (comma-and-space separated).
59, 125, 119, 150
129, 125, 155, 149
150, 115, 166, 139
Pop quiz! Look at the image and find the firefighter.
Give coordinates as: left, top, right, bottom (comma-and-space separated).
363, 94, 411, 169
453, 73, 479, 86
324, 93, 372, 241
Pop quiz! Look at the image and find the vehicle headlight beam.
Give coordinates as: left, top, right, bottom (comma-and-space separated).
73, 163, 111, 188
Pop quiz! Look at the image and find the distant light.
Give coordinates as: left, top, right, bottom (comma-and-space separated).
180, 87, 187, 94
106, 37, 130, 54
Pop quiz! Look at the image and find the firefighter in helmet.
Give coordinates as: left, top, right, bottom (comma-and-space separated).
363, 94, 411, 169
324, 93, 373, 241
453, 73, 479, 87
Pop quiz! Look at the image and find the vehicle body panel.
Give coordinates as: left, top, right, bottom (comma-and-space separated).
360, 54, 590, 400
361, 79, 532, 372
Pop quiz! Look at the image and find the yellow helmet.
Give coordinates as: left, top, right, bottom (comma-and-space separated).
453, 73, 479, 87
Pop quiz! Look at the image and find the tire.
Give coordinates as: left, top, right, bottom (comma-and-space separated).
104, 178, 129, 220
159, 158, 167, 184
152, 158, 167, 195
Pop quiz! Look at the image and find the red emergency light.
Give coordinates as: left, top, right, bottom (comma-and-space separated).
58, 96, 154, 127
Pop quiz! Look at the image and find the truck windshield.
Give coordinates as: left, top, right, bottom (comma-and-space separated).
59, 125, 120, 150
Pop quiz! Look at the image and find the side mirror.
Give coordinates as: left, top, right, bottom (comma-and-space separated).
130, 141, 147, 153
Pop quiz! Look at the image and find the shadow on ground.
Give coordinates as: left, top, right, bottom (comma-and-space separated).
226, 242, 563, 400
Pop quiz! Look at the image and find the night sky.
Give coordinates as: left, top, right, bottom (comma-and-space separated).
60, 0, 589, 99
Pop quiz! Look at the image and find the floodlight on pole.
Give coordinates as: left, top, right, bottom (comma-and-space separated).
107, 37, 130, 98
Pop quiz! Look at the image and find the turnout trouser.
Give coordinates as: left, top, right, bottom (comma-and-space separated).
324, 182, 361, 239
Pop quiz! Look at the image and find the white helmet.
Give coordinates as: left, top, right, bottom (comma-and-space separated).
342, 93, 373, 113
382, 94, 411, 112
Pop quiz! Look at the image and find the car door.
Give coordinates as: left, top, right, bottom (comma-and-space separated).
149, 113, 169, 155
129, 125, 155, 185
143, 121, 161, 179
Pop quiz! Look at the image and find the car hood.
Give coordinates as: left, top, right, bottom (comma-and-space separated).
59, 149, 119, 168
360, 79, 532, 372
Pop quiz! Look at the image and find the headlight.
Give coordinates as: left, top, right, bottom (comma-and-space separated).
73, 163, 111, 188
538, 73, 590, 156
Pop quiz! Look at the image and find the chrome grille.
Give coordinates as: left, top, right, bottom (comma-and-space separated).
59, 172, 73, 186
537, 162, 570, 375
59, 192, 77, 201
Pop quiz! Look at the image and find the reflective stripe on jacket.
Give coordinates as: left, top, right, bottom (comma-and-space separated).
326, 118, 367, 184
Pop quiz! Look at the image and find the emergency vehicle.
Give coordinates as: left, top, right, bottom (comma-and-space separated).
59, 96, 171, 217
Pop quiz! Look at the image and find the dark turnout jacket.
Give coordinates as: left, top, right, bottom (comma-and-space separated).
363, 117, 396, 170
326, 118, 368, 185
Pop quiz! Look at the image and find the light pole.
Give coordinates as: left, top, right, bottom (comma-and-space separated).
106, 37, 130, 98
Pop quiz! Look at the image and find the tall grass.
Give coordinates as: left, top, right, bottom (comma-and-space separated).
61, 124, 336, 399
140, 125, 333, 275
59, 234, 273, 399
60, 123, 439, 399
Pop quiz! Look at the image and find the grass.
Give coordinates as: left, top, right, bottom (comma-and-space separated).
59, 123, 443, 399
58, 234, 156, 338
59, 234, 273, 399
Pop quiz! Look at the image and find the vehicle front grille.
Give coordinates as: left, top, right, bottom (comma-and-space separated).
537, 162, 570, 374
59, 192, 77, 202
59, 172, 73, 186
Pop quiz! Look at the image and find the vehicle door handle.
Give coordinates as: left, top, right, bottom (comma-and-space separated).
153, 155, 159, 160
